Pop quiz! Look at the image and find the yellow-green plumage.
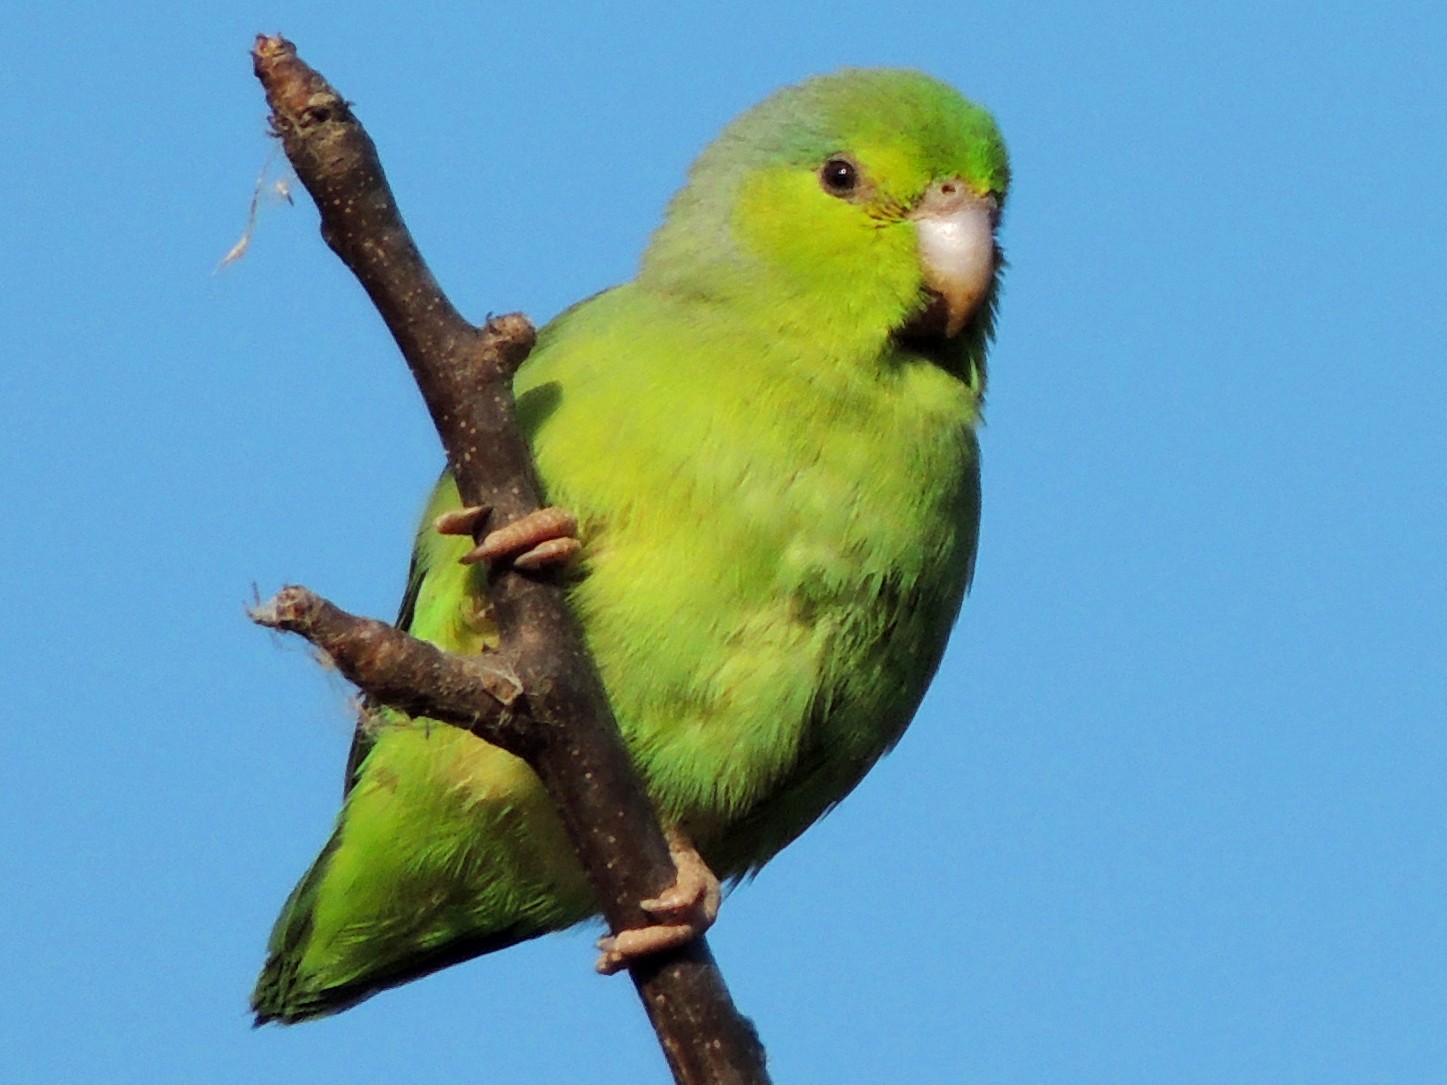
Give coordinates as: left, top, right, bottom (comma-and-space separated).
254, 67, 1008, 1023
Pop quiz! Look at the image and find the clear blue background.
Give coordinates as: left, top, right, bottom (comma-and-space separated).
3, 3, 1443, 1082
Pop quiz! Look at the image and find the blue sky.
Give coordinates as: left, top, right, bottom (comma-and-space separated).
3, 2, 1444, 1082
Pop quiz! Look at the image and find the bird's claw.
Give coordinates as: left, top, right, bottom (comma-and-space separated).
436, 504, 581, 570
433, 504, 492, 537
595, 829, 721, 975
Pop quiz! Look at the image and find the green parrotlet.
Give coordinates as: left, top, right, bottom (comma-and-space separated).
253, 66, 1009, 1024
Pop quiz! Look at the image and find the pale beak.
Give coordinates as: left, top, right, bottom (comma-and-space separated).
910, 181, 999, 337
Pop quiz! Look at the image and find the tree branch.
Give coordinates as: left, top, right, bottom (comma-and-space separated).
249, 35, 768, 1085
250, 586, 525, 735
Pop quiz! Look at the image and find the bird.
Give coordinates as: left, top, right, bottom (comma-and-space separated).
253, 66, 1009, 1024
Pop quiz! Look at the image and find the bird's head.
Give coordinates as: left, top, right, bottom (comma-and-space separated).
640, 68, 1009, 371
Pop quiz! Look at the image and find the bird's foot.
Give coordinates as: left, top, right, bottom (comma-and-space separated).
595, 828, 722, 975
435, 504, 580, 570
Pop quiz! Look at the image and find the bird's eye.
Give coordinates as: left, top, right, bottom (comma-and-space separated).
819, 157, 859, 197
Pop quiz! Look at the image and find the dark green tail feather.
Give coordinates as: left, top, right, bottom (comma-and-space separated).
251, 828, 542, 1025
250, 829, 338, 1024
253, 924, 540, 1025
